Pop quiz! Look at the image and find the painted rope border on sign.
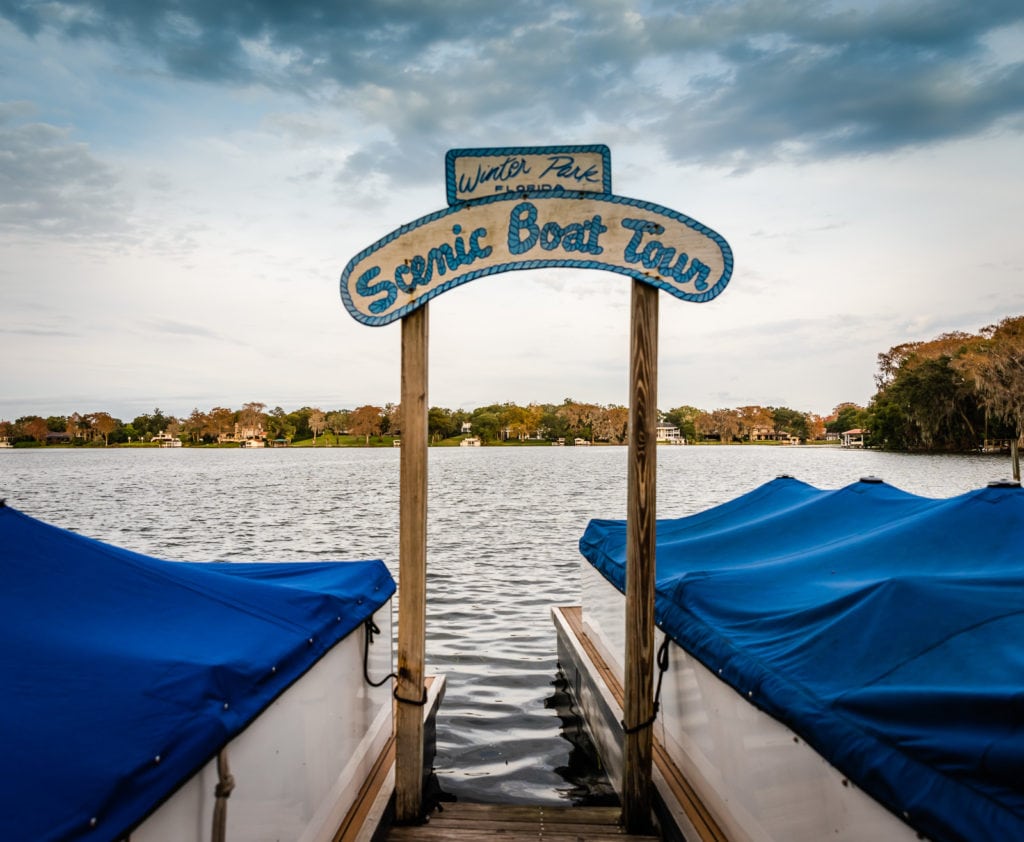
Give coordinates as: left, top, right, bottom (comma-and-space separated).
339, 190, 734, 327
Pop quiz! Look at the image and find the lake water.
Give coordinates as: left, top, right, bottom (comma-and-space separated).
0, 445, 1012, 805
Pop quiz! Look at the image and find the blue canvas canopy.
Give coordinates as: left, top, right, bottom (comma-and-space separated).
0, 503, 395, 842
579, 476, 1024, 842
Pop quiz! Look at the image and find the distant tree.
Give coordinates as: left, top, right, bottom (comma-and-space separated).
348, 405, 383, 444
379, 402, 397, 436
428, 406, 455, 442
308, 408, 326, 443
325, 410, 350, 435
286, 407, 312, 441
605, 405, 629, 443
385, 403, 402, 437
771, 407, 809, 441
826, 402, 867, 434
662, 405, 702, 441
715, 408, 741, 441
951, 315, 1024, 478
557, 399, 600, 442
131, 413, 152, 440
131, 408, 171, 441
469, 408, 500, 442
238, 402, 267, 437
539, 404, 571, 441
19, 416, 49, 443
589, 406, 614, 442
737, 405, 775, 440
693, 411, 713, 440
65, 412, 85, 442
148, 408, 170, 438
875, 333, 974, 390
46, 415, 68, 433
497, 403, 529, 440
806, 413, 826, 441
524, 404, 545, 439
206, 406, 235, 441
451, 409, 471, 436
90, 412, 118, 446
183, 408, 208, 444
267, 406, 296, 442
695, 408, 741, 442
869, 334, 981, 451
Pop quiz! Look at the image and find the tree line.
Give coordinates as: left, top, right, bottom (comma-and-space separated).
1, 399, 844, 447
867, 315, 1024, 460
3, 315, 1022, 455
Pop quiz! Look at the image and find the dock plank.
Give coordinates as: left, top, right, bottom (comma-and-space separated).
385, 802, 659, 840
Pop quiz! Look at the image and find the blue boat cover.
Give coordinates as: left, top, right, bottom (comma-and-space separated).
579, 477, 1024, 842
0, 504, 395, 842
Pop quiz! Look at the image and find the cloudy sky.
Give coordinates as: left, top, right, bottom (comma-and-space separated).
1, 0, 1022, 422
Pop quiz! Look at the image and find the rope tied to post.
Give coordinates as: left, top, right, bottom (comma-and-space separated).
362, 618, 398, 687
361, 617, 428, 705
393, 685, 429, 706
621, 634, 671, 735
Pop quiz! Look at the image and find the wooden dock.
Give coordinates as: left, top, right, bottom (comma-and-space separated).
385, 802, 660, 841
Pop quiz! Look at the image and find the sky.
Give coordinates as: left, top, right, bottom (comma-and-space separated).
1, 0, 1022, 423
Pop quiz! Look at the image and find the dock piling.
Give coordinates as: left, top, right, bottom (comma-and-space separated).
623, 279, 659, 833
395, 304, 430, 822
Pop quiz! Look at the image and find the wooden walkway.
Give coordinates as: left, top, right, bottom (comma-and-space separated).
385, 802, 660, 841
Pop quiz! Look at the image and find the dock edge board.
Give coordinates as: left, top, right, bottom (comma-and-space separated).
552, 606, 728, 842
334, 674, 447, 842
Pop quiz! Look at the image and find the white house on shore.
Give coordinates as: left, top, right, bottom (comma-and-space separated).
656, 424, 684, 444
842, 429, 866, 448
218, 422, 266, 446
152, 431, 182, 448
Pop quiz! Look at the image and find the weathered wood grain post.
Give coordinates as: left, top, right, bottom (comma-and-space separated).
623, 279, 658, 833
395, 304, 429, 822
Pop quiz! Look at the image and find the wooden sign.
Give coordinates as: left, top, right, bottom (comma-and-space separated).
446, 145, 612, 204
340, 191, 732, 326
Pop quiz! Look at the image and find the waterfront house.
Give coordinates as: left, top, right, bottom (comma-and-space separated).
217, 422, 267, 446
152, 431, 182, 447
656, 424, 684, 444
842, 428, 865, 448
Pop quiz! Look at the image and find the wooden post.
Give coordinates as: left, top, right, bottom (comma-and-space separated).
395, 304, 429, 822
1012, 435, 1021, 483
623, 279, 658, 833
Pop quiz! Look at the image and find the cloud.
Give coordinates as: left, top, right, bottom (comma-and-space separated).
4, 0, 1020, 181
141, 318, 235, 341
654, 0, 1024, 168
0, 104, 133, 238
0, 323, 78, 337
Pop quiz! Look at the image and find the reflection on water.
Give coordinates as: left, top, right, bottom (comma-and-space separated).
546, 671, 619, 806
0, 445, 1012, 803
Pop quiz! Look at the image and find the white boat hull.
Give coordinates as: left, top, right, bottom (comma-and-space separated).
553, 564, 922, 842
133, 605, 396, 842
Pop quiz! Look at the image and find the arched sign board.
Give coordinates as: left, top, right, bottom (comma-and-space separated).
340, 145, 733, 326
